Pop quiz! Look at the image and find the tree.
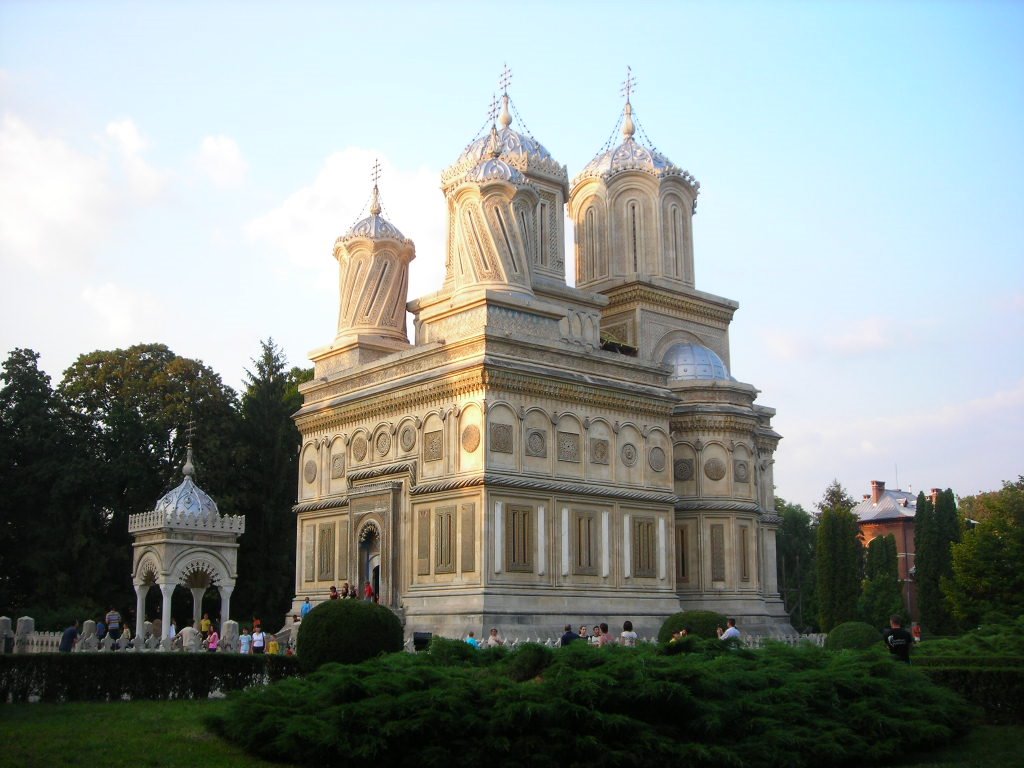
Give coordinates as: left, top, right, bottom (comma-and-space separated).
946, 477, 1024, 626
58, 343, 240, 613
857, 534, 903, 628
776, 497, 818, 631
915, 488, 959, 634
0, 349, 106, 621
232, 340, 310, 626
815, 480, 862, 632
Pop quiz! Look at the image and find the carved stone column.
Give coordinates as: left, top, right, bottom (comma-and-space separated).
159, 582, 174, 641
133, 584, 149, 651
190, 587, 205, 627
218, 584, 234, 625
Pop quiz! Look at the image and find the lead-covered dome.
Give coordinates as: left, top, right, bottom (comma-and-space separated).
663, 343, 730, 381
340, 184, 409, 243
153, 448, 219, 519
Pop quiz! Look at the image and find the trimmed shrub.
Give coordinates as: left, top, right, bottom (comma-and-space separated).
0, 653, 298, 703
208, 639, 975, 767
658, 610, 727, 641
825, 621, 882, 651
918, 665, 1024, 724
428, 636, 478, 665
295, 599, 403, 672
915, 614, 1024, 658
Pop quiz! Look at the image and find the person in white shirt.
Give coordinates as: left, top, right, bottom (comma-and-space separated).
717, 618, 741, 641
619, 620, 638, 647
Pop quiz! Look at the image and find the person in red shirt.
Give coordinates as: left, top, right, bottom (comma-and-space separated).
363, 581, 376, 602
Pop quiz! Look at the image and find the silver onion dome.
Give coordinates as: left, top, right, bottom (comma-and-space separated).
341, 184, 410, 243
663, 343, 730, 381
153, 447, 219, 519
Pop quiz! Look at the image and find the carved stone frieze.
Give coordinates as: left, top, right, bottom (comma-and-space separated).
557, 431, 580, 462
400, 426, 416, 452
352, 436, 368, 462
330, 453, 346, 479
734, 460, 749, 483
375, 431, 392, 456
673, 458, 694, 481
303, 460, 318, 484
621, 443, 638, 467
424, 430, 443, 462
704, 458, 727, 481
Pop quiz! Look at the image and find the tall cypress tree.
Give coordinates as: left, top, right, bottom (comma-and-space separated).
858, 534, 903, 627
916, 488, 959, 634
815, 480, 862, 632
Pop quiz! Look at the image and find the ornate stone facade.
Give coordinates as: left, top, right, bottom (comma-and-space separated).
291, 82, 791, 637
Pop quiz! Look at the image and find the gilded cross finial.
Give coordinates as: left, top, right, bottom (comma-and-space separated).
183, 416, 196, 478
499, 63, 512, 95
371, 158, 382, 186
370, 159, 382, 216
488, 93, 500, 125
620, 66, 637, 103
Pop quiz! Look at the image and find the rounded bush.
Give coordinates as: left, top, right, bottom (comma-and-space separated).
507, 642, 553, 682
826, 621, 883, 651
296, 599, 403, 672
658, 610, 727, 642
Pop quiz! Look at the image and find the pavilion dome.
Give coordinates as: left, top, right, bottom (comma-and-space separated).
663, 342, 730, 381
153, 448, 219, 519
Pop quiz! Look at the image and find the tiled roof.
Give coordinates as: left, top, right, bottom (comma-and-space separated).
853, 490, 917, 522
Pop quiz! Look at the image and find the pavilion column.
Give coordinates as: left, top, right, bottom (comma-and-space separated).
190, 587, 205, 628
134, 584, 149, 649
159, 582, 175, 641
218, 584, 234, 626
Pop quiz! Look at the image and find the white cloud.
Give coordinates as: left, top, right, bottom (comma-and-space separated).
245, 147, 447, 301
0, 114, 112, 273
81, 281, 164, 340
104, 118, 168, 199
196, 134, 248, 188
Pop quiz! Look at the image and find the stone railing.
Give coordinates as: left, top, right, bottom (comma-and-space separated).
128, 509, 246, 534
401, 632, 829, 652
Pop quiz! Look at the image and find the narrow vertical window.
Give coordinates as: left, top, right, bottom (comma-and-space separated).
675, 525, 688, 582
670, 204, 683, 278
585, 208, 596, 282
711, 524, 726, 582
538, 202, 548, 267
507, 505, 533, 572
573, 510, 598, 575
633, 517, 656, 578
435, 506, 455, 574
740, 527, 750, 582
630, 202, 638, 272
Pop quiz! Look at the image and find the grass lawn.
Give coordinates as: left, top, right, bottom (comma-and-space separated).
0, 699, 1019, 767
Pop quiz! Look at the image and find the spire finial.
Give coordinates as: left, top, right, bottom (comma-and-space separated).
498, 65, 513, 128
620, 67, 637, 139
370, 159, 382, 216
183, 417, 196, 478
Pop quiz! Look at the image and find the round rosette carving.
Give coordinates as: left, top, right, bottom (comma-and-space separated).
376, 431, 392, 456
527, 430, 546, 456
674, 459, 694, 481
621, 443, 638, 467
303, 460, 318, 484
704, 458, 727, 481
592, 439, 609, 463
648, 447, 666, 472
735, 460, 749, 483
400, 426, 416, 452
462, 424, 481, 453
352, 436, 368, 462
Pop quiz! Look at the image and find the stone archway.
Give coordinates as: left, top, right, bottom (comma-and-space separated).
358, 521, 382, 603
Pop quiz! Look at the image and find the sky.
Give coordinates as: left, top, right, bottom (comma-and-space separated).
1, 1, 1021, 511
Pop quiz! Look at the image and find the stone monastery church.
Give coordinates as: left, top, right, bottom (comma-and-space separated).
290, 76, 793, 637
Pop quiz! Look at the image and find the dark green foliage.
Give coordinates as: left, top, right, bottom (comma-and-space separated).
916, 489, 960, 635
658, 610, 727, 641
775, 497, 818, 631
815, 480, 862, 632
948, 479, 1024, 626
825, 621, 883, 651
505, 642, 553, 681
914, 615, 1024, 659
858, 535, 904, 628
295, 599, 403, 672
427, 636, 480, 664
0, 653, 298, 703
208, 639, 974, 767
918, 667, 1024, 724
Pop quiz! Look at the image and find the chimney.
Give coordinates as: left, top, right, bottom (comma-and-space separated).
862, 494, 871, 501
930, 488, 941, 506
871, 480, 885, 504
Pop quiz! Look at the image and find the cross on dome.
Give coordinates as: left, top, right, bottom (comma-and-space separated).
370, 158, 382, 216
621, 66, 637, 139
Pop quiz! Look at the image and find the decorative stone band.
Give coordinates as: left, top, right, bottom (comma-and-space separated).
411, 472, 677, 505
602, 284, 738, 328
128, 510, 246, 534
292, 497, 349, 514
346, 462, 417, 485
674, 499, 762, 513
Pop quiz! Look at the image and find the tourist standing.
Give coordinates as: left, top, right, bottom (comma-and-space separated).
59, 621, 79, 653
590, 625, 601, 646
883, 615, 913, 663
329, 585, 339, 600
251, 624, 267, 654
105, 607, 121, 641
300, 597, 313, 619
486, 628, 504, 647
206, 624, 219, 652
620, 621, 638, 647
363, 581, 376, 602
200, 612, 212, 640
717, 618, 741, 641
597, 623, 615, 647
239, 627, 252, 655
578, 625, 590, 642
560, 624, 580, 646
466, 631, 480, 648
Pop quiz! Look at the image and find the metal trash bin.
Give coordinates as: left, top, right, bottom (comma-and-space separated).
413, 631, 432, 652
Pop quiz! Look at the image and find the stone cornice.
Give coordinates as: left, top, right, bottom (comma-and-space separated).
603, 283, 738, 329
412, 472, 677, 504
483, 367, 671, 418
675, 499, 762, 513
292, 497, 349, 514
347, 462, 417, 485
670, 413, 762, 439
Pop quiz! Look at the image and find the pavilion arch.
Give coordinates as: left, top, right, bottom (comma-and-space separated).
133, 551, 162, 586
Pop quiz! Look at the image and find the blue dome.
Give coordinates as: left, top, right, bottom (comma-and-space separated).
662, 343, 730, 381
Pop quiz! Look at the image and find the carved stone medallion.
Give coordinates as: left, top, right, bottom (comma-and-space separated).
352, 436, 368, 462
400, 426, 416, 452
557, 432, 580, 462
704, 458, 727, 481
490, 423, 513, 454
526, 429, 547, 458
330, 453, 345, 479
674, 458, 694, 481
303, 460, 318, 484
375, 431, 391, 456
424, 430, 443, 462
462, 424, 481, 453
648, 447, 666, 472
621, 443, 638, 467
590, 437, 609, 465
734, 460, 749, 483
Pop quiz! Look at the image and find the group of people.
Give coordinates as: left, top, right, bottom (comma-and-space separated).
326, 581, 376, 602
559, 621, 640, 647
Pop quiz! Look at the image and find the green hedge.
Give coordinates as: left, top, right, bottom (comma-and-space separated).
296, 599, 403, 672
918, 665, 1024, 724
208, 640, 976, 767
825, 621, 882, 651
914, 655, 1024, 668
0, 653, 299, 703
658, 610, 727, 641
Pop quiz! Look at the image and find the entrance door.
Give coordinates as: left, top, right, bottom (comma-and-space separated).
359, 526, 382, 603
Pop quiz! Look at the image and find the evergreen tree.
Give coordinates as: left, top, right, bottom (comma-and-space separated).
233, 340, 310, 626
857, 534, 904, 627
815, 480, 862, 632
915, 488, 959, 634
776, 497, 818, 631
947, 477, 1024, 625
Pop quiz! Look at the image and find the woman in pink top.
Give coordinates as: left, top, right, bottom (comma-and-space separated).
206, 625, 220, 653
597, 622, 616, 647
